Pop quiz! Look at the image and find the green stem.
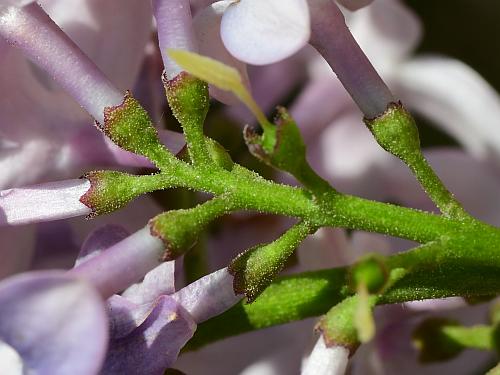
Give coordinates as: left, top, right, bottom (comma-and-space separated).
406, 152, 469, 220
157, 160, 496, 245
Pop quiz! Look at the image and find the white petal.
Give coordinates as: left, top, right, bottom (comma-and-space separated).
302, 336, 349, 375
221, 0, 310, 65
0, 179, 91, 226
395, 56, 500, 159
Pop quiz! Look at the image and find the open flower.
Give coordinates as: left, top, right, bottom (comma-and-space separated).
0, 222, 242, 374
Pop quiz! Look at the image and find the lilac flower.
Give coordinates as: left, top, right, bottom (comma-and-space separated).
0, 221, 242, 374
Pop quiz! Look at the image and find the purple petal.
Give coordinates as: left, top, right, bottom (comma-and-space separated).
103, 295, 196, 375
122, 260, 176, 305
0, 271, 108, 375
396, 57, 500, 159
0, 179, 91, 226
337, 0, 373, 11
221, 0, 310, 65
173, 267, 241, 323
107, 295, 154, 339
2, 0, 37, 6
348, 0, 421, 74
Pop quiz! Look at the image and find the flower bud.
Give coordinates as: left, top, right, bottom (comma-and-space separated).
316, 296, 362, 355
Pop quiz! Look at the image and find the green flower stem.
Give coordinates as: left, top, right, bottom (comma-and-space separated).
164, 72, 212, 167
405, 152, 469, 220
154, 157, 498, 247
365, 103, 468, 220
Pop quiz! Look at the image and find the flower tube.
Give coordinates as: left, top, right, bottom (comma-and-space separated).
308, 0, 394, 118
152, 0, 198, 80
0, 179, 91, 226
0, 3, 123, 123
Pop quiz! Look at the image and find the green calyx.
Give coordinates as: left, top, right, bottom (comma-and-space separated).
364, 102, 468, 219
149, 195, 236, 260
79, 171, 162, 218
228, 221, 314, 303
244, 107, 332, 194
364, 102, 420, 160
101, 91, 173, 167
163, 72, 211, 166
317, 294, 376, 354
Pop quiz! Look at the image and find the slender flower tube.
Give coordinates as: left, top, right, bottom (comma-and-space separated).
68, 226, 165, 299
153, 0, 198, 79
301, 335, 349, 375
0, 3, 123, 123
0, 179, 91, 226
308, 0, 394, 118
